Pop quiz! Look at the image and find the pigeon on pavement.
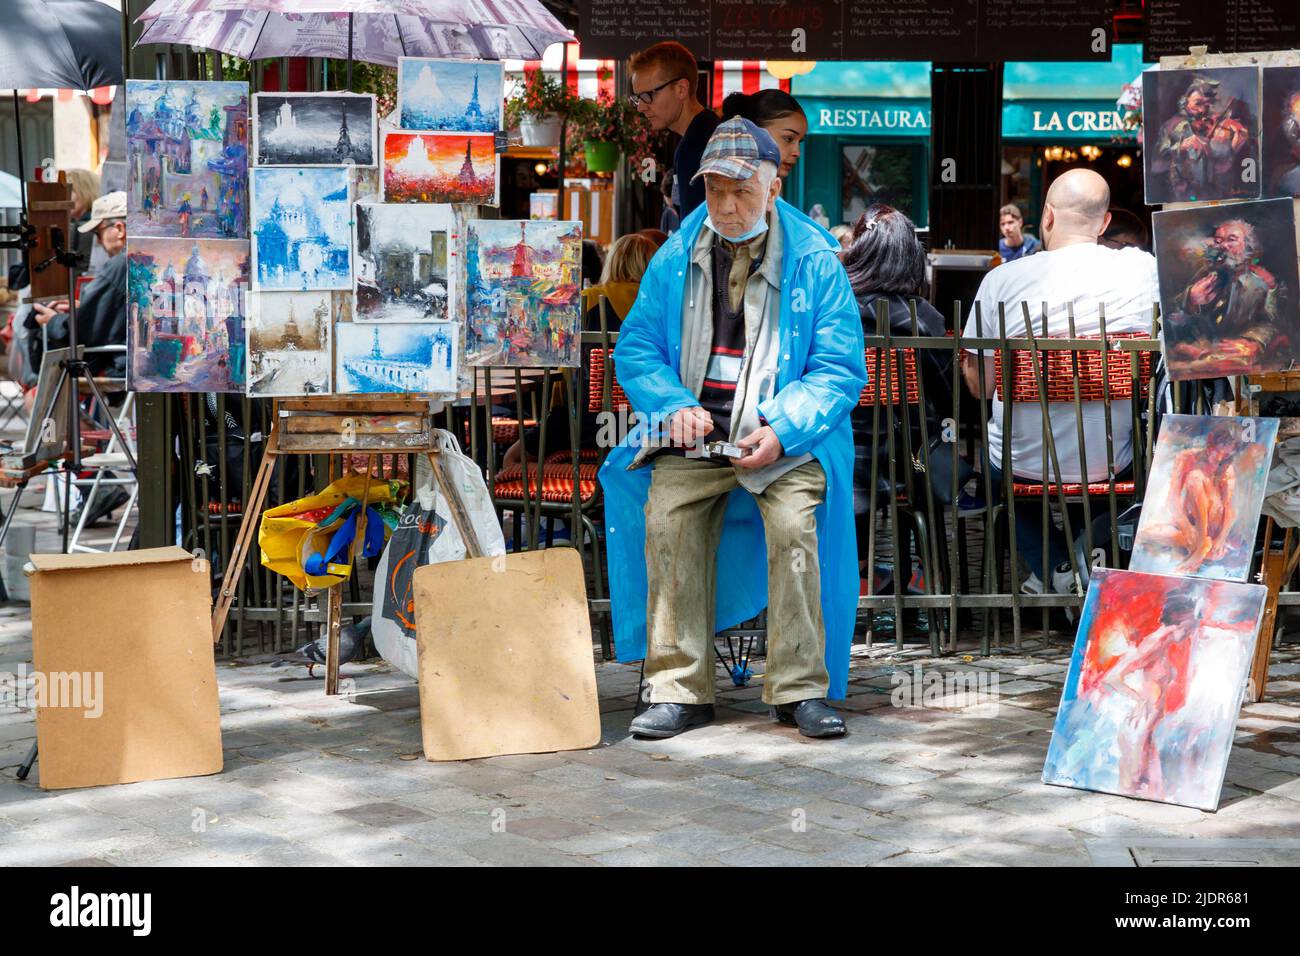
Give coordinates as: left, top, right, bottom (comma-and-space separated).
272, 616, 372, 677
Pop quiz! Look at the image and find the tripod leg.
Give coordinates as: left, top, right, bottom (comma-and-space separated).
16, 740, 37, 780
0, 476, 30, 602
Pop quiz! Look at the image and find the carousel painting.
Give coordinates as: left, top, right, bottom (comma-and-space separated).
125, 79, 250, 239
464, 220, 582, 367
126, 237, 250, 393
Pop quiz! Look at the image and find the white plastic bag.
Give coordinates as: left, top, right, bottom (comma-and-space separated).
371, 429, 506, 679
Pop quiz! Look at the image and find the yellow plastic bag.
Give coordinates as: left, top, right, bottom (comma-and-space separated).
259, 475, 405, 590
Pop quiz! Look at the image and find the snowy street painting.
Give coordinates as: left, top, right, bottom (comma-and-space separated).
336, 322, 458, 395
247, 291, 332, 397
251, 166, 352, 291
354, 202, 456, 324
253, 92, 377, 167
398, 58, 503, 133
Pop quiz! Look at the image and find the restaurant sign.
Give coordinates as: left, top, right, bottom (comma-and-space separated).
802, 97, 931, 137
1002, 100, 1138, 141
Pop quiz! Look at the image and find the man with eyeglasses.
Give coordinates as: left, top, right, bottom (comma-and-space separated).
629, 41, 719, 219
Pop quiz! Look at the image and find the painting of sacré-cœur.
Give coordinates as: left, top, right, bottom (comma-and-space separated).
126, 79, 250, 239
251, 166, 352, 291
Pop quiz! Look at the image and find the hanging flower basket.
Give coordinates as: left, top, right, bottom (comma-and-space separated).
519, 115, 562, 148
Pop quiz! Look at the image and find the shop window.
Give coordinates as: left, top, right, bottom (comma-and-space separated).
841, 143, 924, 226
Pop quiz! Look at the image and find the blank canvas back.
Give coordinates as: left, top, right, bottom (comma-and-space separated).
30, 548, 223, 789
413, 548, 600, 761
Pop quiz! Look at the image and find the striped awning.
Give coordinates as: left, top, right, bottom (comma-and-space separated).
506, 47, 789, 107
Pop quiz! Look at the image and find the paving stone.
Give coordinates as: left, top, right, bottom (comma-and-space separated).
716, 842, 829, 867
461, 833, 596, 867
501, 816, 594, 841
335, 801, 431, 827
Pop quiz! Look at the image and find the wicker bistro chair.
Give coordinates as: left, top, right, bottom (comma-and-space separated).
487, 361, 611, 658
985, 331, 1157, 621
857, 346, 953, 653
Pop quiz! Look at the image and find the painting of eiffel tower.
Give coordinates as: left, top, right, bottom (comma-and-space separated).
252, 91, 377, 167
398, 57, 503, 134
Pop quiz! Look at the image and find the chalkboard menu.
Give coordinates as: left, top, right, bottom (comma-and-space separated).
1145, 0, 1300, 61
843, 1, 978, 62
579, 0, 1109, 61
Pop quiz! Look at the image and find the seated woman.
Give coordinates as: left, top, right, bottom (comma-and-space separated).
500, 231, 662, 471
840, 205, 954, 586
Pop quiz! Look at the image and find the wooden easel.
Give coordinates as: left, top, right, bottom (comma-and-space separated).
210, 395, 484, 694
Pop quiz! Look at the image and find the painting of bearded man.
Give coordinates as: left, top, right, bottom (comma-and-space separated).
1154, 198, 1298, 381
1143, 67, 1261, 205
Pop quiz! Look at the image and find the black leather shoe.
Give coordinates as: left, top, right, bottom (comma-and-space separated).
771, 699, 847, 738
629, 702, 715, 738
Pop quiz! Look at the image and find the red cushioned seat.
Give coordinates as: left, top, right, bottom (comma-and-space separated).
494, 460, 600, 504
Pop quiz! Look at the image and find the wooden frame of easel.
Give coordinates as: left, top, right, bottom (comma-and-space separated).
210, 395, 484, 694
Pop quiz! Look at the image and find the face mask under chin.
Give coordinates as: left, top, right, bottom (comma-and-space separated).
705, 212, 769, 244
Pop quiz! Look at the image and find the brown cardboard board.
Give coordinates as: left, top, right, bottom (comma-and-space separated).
413, 548, 600, 761
29, 546, 223, 789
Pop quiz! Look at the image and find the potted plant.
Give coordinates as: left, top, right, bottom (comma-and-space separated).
570, 92, 640, 173
505, 71, 575, 148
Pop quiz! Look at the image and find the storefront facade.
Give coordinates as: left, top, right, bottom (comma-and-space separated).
785, 45, 1151, 239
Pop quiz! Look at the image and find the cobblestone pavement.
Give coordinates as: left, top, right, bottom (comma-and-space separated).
2, 556, 1299, 865
0, 471, 1298, 866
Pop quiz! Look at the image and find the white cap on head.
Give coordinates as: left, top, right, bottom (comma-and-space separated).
78, 191, 126, 233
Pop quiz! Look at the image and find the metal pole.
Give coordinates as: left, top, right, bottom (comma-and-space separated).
346, 14, 354, 92
557, 42, 568, 219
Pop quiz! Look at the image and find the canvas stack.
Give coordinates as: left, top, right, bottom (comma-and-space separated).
387, 58, 584, 373
1041, 416, 1277, 811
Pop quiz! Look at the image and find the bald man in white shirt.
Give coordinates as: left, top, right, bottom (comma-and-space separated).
960, 169, 1158, 593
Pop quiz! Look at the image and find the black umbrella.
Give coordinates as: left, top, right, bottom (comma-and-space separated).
2, 0, 124, 277
0, 0, 124, 90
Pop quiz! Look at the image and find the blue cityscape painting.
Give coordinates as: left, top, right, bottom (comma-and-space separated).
398, 57, 503, 133
336, 321, 458, 394
250, 167, 352, 291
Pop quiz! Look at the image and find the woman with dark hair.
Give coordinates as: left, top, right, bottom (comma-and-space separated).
720, 88, 808, 180
841, 204, 954, 586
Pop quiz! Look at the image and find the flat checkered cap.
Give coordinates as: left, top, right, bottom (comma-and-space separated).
690, 116, 783, 183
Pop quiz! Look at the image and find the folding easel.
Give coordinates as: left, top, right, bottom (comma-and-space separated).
210, 395, 484, 694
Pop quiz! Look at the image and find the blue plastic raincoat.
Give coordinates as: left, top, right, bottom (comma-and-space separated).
598, 197, 867, 699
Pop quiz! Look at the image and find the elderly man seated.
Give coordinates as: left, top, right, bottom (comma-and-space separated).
600, 118, 866, 739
